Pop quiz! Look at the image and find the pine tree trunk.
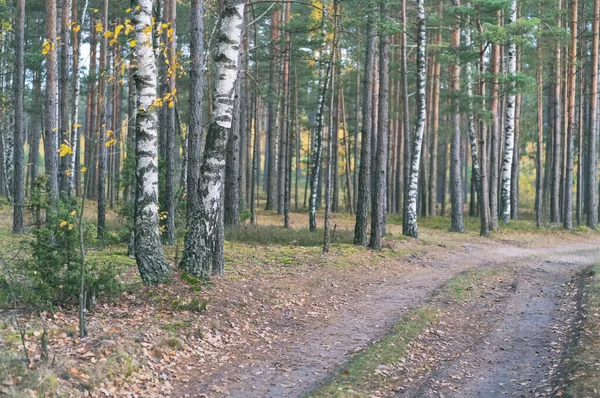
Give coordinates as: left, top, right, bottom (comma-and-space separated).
551, 0, 563, 223
265, 4, 281, 211
564, 0, 578, 230
353, 20, 375, 245
164, 0, 177, 244
71, 0, 85, 197
429, 3, 442, 217
132, 0, 171, 284
489, 12, 501, 230
187, 0, 205, 221
29, 70, 41, 196
44, 0, 59, 204
370, 4, 389, 250
536, 7, 544, 228
86, 23, 97, 200
59, 0, 72, 197
224, 65, 242, 227
180, 0, 246, 278
588, 0, 600, 229
12, 0, 25, 233
97, 0, 108, 237
449, 9, 464, 232
402, 0, 426, 238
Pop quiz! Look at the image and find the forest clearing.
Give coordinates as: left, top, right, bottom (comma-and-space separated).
4, 0, 600, 396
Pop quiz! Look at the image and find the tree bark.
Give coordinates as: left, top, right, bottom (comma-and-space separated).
564, 0, 578, 230
489, 12, 501, 230
12, 0, 25, 233
97, 0, 108, 237
59, 0, 72, 197
132, 0, 171, 284
449, 4, 464, 232
536, 6, 544, 228
370, 3, 389, 250
45, 0, 59, 204
164, 0, 177, 244
353, 19, 375, 245
588, 0, 600, 229
180, 0, 246, 278
551, 0, 563, 223
402, 0, 426, 238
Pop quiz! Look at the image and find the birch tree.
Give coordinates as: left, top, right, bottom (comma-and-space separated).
499, 0, 517, 224
402, 0, 426, 238
132, 0, 171, 284
465, 11, 489, 236
180, 0, 246, 278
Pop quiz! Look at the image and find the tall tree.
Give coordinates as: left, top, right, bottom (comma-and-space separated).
132, 0, 171, 284
551, 0, 562, 223
59, 0, 72, 196
449, 1, 464, 232
265, 3, 281, 211
564, 0, 578, 230
500, 0, 518, 224
45, 0, 59, 204
587, 0, 599, 229
186, 0, 205, 220
402, 0, 426, 237
489, 12, 501, 230
164, 0, 177, 244
536, 6, 544, 228
353, 17, 375, 245
97, 0, 108, 237
370, 1, 390, 251
180, 0, 246, 278
12, 0, 25, 233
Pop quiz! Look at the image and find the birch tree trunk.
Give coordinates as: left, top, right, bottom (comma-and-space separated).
180, 0, 246, 278
12, 0, 25, 233
587, 0, 599, 229
132, 0, 170, 284
187, 0, 205, 221
465, 13, 489, 236
402, 0, 426, 238
449, 6, 463, 232
353, 19, 375, 245
44, 0, 59, 204
70, 0, 86, 197
564, 0, 578, 230
499, 0, 517, 224
370, 4, 389, 251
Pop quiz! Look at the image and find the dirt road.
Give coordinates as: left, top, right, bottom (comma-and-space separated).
176, 238, 600, 397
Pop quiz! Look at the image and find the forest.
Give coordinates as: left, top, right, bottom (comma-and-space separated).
2, 0, 600, 396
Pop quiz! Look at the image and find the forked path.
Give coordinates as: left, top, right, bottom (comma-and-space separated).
176, 238, 600, 397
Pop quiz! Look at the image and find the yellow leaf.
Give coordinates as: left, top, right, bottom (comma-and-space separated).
168, 101, 174, 108
68, 224, 74, 230
80, 166, 87, 173
106, 130, 113, 137
125, 7, 132, 12
115, 25, 124, 36
58, 143, 73, 157
125, 24, 134, 35
162, 23, 168, 28
95, 22, 103, 32
65, 169, 71, 176
60, 221, 68, 228
129, 40, 136, 48
42, 40, 51, 55
73, 24, 81, 33
106, 138, 116, 147
73, 123, 82, 128
104, 31, 113, 38
71, 211, 76, 216
92, 8, 98, 13
135, 5, 141, 10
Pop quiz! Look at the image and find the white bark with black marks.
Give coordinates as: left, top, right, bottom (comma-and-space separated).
500, 0, 517, 224
132, 0, 170, 284
403, 0, 426, 238
180, 0, 246, 278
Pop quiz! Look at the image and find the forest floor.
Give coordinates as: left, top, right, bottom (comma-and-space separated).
1, 206, 600, 397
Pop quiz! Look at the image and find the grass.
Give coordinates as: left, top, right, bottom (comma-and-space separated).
564, 264, 600, 397
307, 268, 508, 397
307, 307, 439, 398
